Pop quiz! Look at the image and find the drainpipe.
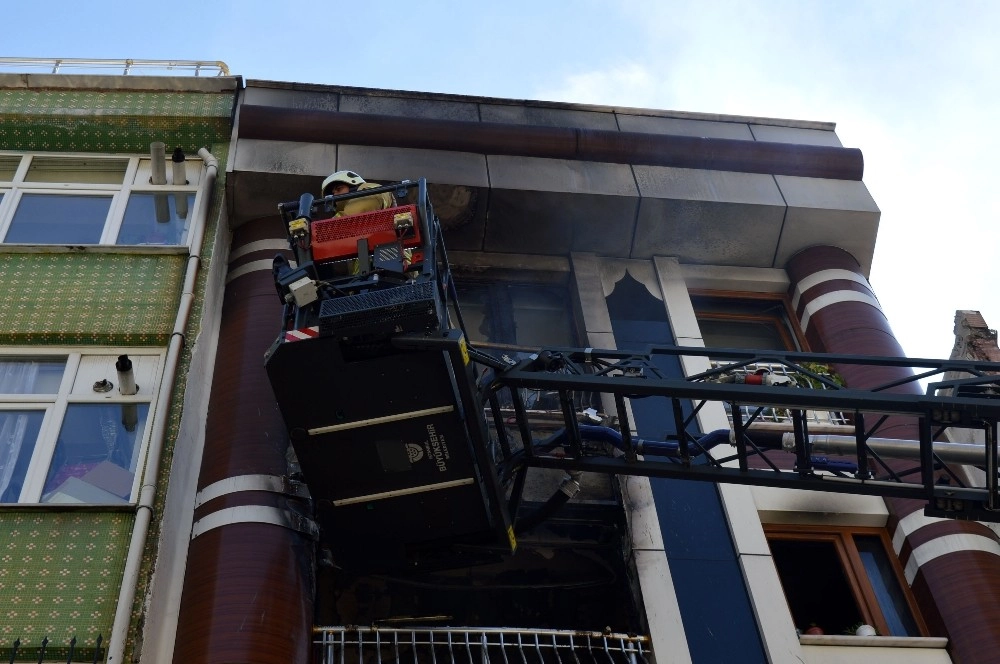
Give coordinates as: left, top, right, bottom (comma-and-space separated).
106, 147, 218, 664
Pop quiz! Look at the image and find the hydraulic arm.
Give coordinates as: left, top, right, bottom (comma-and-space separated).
465, 341, 1000, 523
265, 178, 1000, 572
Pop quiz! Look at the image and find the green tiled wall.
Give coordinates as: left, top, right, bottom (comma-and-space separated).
0, 78, 234, 659
0, 90, 233, 153
0, 253, 185, 346
0, 511, 134, 661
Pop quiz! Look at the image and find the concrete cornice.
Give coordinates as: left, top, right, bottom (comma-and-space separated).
0, 73, 241, 93
243, 79, 838, 132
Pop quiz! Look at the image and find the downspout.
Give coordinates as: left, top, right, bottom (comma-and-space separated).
106, 147, 218, 664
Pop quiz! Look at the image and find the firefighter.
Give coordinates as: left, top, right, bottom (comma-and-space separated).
321, 170, 395, 217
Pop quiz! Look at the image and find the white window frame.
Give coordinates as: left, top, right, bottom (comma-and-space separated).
0, 151, 202, 249
0, 347, 165, 505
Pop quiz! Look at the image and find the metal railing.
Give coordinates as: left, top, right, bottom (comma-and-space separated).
3, 634, 104, 663
313, 627, 652, 664
0, 57, 230, 76
710, 360, 849, 427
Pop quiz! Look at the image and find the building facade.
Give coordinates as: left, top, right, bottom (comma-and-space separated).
0, 63, 237, 663
2, 62, 999, 664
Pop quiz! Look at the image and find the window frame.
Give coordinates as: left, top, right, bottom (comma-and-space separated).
0, 151, 202, 248
0, 348, 165, 505
764, 523, 929, 638
451, 261, 585, 436
453, 279, 579, 353
690, 289, 808, 352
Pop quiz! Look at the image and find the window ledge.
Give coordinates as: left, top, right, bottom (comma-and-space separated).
799, 635, 948, 649
0, 243, 189, 255
0, 502, 137, 512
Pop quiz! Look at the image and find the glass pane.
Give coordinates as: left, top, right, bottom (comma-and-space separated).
698, 318, 788, 351
509, 285, 574, 347
0, 358, 66, 393
455, 283, 574, 348
4, 193, 112, 244
0, 410, 45, 502
693, 296, 798, 351
24, 156, 128, 184
454, 291, 489, 344
0, 155, 20, 181
41, 402, 150, 504
855, 535, 921, 635
116, 192, 194, 245
768, 538, 862, 636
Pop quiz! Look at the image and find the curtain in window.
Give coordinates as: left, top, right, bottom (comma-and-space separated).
0, 359, 40, 393
0, 361, 41, 501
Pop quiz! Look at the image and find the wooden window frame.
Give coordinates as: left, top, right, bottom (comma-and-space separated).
689, 289, 809, 352
764, 524, 929, 637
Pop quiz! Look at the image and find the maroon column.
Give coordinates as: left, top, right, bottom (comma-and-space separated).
173, 219, 313, 663
787, 245, 1000, 663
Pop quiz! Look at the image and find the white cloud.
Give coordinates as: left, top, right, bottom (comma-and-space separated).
534, 7, 1000, 361
538, 62, 666, 109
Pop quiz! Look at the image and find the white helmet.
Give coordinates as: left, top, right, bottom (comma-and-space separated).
322, 170, 366, 196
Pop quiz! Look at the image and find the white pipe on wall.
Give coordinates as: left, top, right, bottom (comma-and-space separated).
149, 142, 167, 185
780, 432, 988, 465
106, 147, 218, 664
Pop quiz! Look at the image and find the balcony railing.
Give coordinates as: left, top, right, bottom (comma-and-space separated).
710, 360, 849, 427
0, 57, 230, 76
314, 627, 652, 664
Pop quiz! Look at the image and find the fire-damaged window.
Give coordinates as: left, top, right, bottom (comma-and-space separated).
0, 153, 200, 247
0, 350, 163, 504
454, 281, 582, 411
316, 277, 643, 635
455, 282, 576, 350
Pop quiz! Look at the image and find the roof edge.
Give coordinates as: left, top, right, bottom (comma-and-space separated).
0, 73, 241, 93
244, 79, 837, 132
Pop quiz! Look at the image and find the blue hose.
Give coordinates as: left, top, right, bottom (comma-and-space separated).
573, 425, 732, 457
557, 425, 859, 472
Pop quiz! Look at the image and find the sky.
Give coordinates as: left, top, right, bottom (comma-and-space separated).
4, 0, 999, 363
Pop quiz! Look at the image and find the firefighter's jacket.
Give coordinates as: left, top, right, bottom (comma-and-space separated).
335, 182, 395, 217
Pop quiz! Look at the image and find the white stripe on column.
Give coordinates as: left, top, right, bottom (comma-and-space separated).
195, 474, 296, 508
891, 510, 946, 554
791, 269, 874, 311
228, 239, 290, 262
904, 534, 1000, 584
799, 290, 882, 331
226, 258, 296, 283
191, 505, 318, 539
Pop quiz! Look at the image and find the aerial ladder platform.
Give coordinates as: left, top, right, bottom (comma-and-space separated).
264, 179, 1000, 571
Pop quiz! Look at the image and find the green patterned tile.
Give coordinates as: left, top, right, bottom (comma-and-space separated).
0, 91, 233, 117
0, 90, 234, 153
0, 253, 185, 345
0, 511, 133, 662
0, 136, 231, 661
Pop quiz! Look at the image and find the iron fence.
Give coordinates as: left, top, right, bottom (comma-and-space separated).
314, 627, 652, 664
3, 634, 103, 663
